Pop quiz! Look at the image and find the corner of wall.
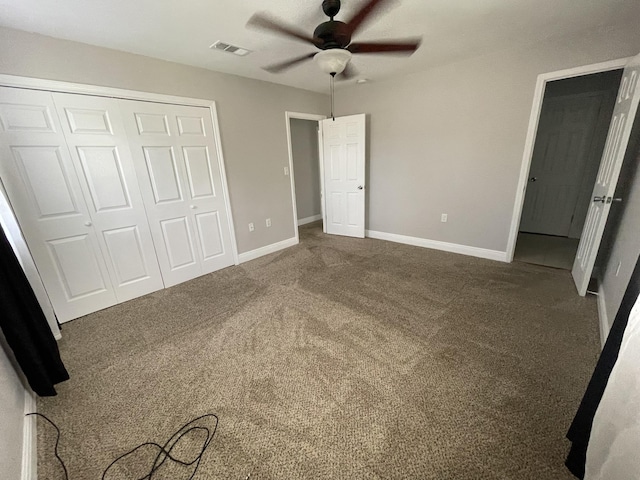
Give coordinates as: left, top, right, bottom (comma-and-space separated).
238, 237, 299, 264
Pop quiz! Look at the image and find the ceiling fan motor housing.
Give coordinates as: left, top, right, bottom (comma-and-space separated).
322, 0, 341, 18
314, 21, 351, 49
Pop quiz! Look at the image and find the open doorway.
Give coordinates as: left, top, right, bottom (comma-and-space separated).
285, 112, 326, 240
513, 69, 623, 270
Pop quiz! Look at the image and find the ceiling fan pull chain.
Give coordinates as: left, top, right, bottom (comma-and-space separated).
330, 73, 335, 121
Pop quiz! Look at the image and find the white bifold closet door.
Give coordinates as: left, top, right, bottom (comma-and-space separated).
0, 88, 163, 321
119, 100, 235, 287
0, 87, 235, 321
52, 93, 164, 301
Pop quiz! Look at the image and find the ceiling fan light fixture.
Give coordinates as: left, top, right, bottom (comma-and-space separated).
314, 49, 352, 75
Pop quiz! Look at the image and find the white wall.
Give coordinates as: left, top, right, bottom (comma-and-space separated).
290, 119, 321, 221
0, 26, 328, 255
0, 334, 26, 480
336, 22, 640, 253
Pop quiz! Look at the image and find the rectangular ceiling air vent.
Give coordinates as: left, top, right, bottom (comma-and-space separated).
209, 41, 251, 56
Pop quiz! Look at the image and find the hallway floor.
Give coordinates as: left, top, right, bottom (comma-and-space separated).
515, 232, 580, 270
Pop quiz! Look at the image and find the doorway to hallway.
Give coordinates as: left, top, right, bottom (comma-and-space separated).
514, 69, 623, 270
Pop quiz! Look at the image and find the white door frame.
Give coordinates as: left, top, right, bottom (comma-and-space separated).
506, 57, 631, 262
285, 111, 327, 242
0, 74, 240, 286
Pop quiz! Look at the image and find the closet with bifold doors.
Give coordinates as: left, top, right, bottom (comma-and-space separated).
0, 86, 235, 323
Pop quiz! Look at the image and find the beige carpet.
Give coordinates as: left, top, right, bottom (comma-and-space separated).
37, 222, 600, 479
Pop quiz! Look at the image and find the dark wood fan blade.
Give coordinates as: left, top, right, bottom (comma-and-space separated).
263, 53, 316, 73
247, 13, 320, 46
348, 39, 421, 55
345, 0, 389, 36
338, 63, 357, 80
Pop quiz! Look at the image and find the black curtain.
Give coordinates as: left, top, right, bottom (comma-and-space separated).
565, 253, 640, 478
0, 224, 69, 396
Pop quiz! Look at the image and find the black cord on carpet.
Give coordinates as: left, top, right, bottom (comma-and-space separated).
26, 412, 219, 480
26, 413, 69, 480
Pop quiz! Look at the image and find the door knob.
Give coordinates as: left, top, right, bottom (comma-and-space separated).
357, 185, 364, 190
190, 205, 197, 209
529, 177, 537, 182
611, 197, 623, 203
593, 196, 606, 203
84, 221, 92, 226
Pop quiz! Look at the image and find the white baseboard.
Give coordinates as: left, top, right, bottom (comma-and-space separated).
597, 285, 610, 349
297, 214, 322, 226
238, 237, 299, 264
21, 389, 37, 480
365, 230, 509, 262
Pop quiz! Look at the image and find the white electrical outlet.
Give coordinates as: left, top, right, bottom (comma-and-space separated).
248, 222, 254, 232
284, 166, 289, 176
441, 214, 448, 223
266, 218, 272, 227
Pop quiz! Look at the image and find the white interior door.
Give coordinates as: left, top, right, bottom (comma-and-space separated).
52, 92, 164, 302
520, 93, 603, 236
573, 54, 640, 295
0, 87, 117, 321
321, 114, 366, 238
120, 100, 235, 287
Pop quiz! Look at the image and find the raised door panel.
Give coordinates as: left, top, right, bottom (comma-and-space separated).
161, 217, 198, 270
47, 234, 110, 300
64, 108, 113, 135
135, 113, 171, 135
329, 145, 342, 180
195, 212, 224, 260
346, 143, 359, 181
143, 147, 183, 204
103, 226, 154, 287
11, 146, 81, 219
53, 92, 164, 302
0, 103, 56, 132
346, 193, 361, 228
327, 145, 346, 230
330, 193, 343, 226
177, 116, 205, 136
0, 87, 118, 322
77, 146, 131, 212
183, 147, 215, 199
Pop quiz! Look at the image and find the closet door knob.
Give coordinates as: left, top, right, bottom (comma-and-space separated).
84, 221, 92, 227
190, 205, 197, 209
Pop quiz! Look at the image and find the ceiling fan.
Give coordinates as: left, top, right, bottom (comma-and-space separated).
247, 0, 421, 79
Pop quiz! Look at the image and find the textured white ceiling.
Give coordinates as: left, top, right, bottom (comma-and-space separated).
1, 0, 638, 93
